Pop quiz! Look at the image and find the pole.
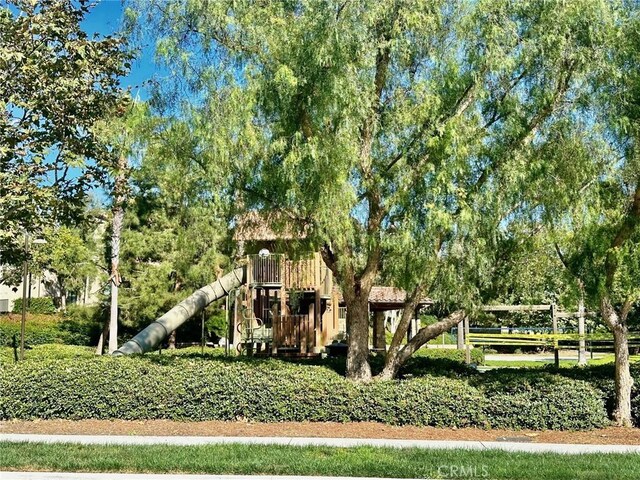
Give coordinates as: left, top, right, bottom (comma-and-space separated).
20, 232, 28, 361
457, 319, 464, 350
464, 316, 471, 364
551, 303, 559, 368
201, 310, 205, 356
578, 294, 587, 366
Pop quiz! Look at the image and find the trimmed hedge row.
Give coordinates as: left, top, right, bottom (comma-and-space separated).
0, 308, 102, 347
0, 315, 67, 346
0, 357, 608, 430
412, 347, 485, 364
12, 298, 56, 314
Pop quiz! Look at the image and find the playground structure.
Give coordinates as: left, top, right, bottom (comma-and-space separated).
115, 251, 429, 357
230, 252, 340, 356
114, 214, 636, 359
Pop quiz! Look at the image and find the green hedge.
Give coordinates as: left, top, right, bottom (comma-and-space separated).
0, 357, 608, 430
412, 347, 485, 364
0, 315, 66, 347
12, 298, 56, 314
0, 307, 103, 347
477, 371, 609, 430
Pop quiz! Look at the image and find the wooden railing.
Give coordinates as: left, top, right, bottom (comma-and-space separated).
248, 253, 334, 295
249, 254, 283, 285
272, 314, 314, 352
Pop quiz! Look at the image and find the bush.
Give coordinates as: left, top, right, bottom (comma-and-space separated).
412, 347, 485, 364
0, 314, 66, 347
60, 305, 104, 346
0, 305, 104, 347
12, 298, 56, 314
0, 344, 94, 364
0, 356, 608, 430
476, 371, 608, 430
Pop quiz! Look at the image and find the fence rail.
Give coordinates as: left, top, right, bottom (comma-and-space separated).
249, 254, 283, 285
273, 314, 314, 351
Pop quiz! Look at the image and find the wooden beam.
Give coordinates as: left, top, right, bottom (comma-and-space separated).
482, 305, 551, 312
457, 318, 464, 351
314, 252, 321, 354
464, 316, 471, 364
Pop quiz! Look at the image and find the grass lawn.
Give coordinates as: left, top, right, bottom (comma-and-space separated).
1, 442, 639, 480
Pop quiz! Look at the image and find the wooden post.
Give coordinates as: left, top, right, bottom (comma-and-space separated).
201, 310, 205, 356
373, 311, 386, 351
302, 307, 311, 354
314, 252, 321, 353
457, 319, 464, 351
464, 316, 471, 364
551, 303, 560, 368
578, 295, 587, 366
275, 258, 285, 356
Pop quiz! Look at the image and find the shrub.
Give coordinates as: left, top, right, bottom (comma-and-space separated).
0, 314, 66, 347
0, 305, 104, 347
477, 371, 608, 430
12, 298, 56, 314
412, 347, 485, 364
0, 356, 608, 430
60, 305, 104, 346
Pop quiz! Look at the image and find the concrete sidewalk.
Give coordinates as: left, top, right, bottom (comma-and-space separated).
2, 474, 425, 480
2, 433, 640, 454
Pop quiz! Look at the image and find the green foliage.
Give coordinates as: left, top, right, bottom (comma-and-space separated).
477, 371, 609, 430
0, 0, 131, 263
0, 344, 94, 364
60, 304, 105, 346
12, 298, 55, 315
0, 308, 102, 347
114, 113, 229, 336
411, 347, 484, 365
0, 356, 609, 429
0, 314, 65, 347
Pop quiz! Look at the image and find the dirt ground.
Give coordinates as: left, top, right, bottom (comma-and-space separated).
2, 420, 639, 445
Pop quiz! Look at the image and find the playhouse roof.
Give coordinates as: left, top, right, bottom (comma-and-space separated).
368, 286, 432, 311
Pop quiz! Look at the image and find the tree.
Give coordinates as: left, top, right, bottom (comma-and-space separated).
117, 115, 229, 345
544, 7, 640, 425
0, 0, 131, 264
133, 0, 615, 380
33, 226, 98, 310
93, 102, 151, 354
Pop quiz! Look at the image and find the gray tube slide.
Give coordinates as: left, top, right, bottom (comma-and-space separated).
114, 266, 246, 355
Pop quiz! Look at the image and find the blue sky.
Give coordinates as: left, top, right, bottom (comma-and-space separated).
82, 0, 154, 100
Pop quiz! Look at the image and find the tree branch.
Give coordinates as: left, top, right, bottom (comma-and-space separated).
605, 181, 640, 290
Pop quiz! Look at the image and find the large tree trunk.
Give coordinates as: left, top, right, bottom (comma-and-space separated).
344, 292, 372, 381
59, 286, 66, 311
95, 318, 109, 355
601, 296, 634, 427
167, 330, 176, 349
378, 310, 465, 380
108, 155, 127, 354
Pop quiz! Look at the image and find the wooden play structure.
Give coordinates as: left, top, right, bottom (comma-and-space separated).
228, 252, 340, 355
226, 213, 433, 356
